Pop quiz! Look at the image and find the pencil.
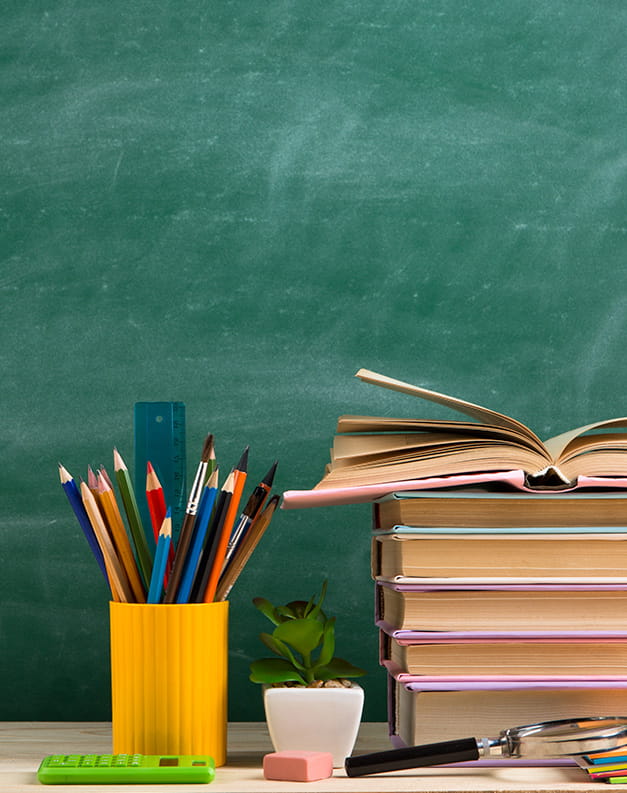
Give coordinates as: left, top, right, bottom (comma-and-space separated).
201, 446, 248, 603
223, 460, 277, 568
80, 481, 135, 603
146, 461, 167, 541
216, 494, 279, 601
147, 509, 172, 604
189, 471, 234, 603
113, 448, 153, 589
163, 433, 214, 603
146, 461, 173, 585
58, 464, 107, 581
176, 467, 220, 604
97, 471, 146, 603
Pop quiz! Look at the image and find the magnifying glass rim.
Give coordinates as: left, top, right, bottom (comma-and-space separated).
503, 716, 627, 759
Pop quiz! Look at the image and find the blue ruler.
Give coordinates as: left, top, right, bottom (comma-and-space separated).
134, 402, 187, 549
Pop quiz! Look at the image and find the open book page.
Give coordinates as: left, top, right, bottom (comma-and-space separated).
544, 418, 627, 460
355, 369, 547, 453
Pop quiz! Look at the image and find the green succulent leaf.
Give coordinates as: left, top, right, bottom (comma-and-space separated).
249, 658, 307, 685
285, 600, 311, 619
308, 580, 328, 621
252, 597, 280, 625
315, 617, 336, 668
315, 657, 367, 681
274, 618, 324, 657
260, 633, 305, 670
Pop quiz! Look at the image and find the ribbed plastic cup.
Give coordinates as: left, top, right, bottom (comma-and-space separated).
110, 601, 228, 766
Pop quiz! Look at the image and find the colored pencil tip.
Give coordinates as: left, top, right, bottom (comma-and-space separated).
113, 447, 126, 471
58, 463, 72, 483
147, 461, 155, 474
236, 445, 249, 471
200, 433, 214, 463
262, 460, 279, 486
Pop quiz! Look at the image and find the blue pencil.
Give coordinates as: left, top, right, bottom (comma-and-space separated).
147, 509, 172, 604
176, 468, 220, 604
59, 463, 107, 580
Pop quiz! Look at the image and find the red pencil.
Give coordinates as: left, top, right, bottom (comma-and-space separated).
145, 461, 173, 585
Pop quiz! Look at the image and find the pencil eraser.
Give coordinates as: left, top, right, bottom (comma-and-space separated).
263, 750, 334, 782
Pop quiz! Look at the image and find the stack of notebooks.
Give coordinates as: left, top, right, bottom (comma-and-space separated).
282, 369, 627, 769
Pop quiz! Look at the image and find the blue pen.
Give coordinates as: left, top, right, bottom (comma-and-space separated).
59, 463, 108, 580
176, 468, 220, 604
148, 508, 172, 604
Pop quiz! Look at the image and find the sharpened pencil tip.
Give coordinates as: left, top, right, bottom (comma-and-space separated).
262, 460, 278, 486
236, 445, 249, 471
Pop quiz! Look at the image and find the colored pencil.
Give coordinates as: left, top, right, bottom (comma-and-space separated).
58, 464, 107, 580
87, 465, 100, 495
164, 434, 214, 603
96, 471, 146, 603
80, 481, 134, 603
201, 447, 248, 603
189, 471, 234, 603
147, 509, 172, 604
113, 448, 153, 589
216, 494, 279, 601
146, 461, 173, 584
176, 467, 220, 604
223, 460, 277, 568
145, 461, 167, 541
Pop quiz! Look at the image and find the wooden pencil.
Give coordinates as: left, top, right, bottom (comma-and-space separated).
201, 447, 248, 603
97, 471, 146, 603
80, 481, 135, 603
216, 495, 279, 601
145, 461, 167, 542
147, 510, 172, 604
58, 464, 107, 580
164, 433, 214, 603
176, 466, 220, 604
113, 447, 153, 589
224, 460, 277, 568
146, 461, 173, 585
189, 471, 234, 603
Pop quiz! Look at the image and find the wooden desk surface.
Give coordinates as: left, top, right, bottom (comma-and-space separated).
0, 722, 612, 792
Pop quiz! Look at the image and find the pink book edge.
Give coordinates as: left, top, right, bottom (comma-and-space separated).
281, 471, 627, 509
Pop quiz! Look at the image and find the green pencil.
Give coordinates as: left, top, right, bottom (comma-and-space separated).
113, 447, 153, 588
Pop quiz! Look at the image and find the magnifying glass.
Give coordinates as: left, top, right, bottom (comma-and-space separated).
345, 716, 627, 777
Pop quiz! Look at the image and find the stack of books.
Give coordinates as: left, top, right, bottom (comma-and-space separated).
282, 369, 627, 764
373, 488, 627, 751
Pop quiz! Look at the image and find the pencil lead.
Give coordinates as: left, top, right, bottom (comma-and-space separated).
147, 460, 155, 474
236, 445, 249, 472
262, 460, 278, 487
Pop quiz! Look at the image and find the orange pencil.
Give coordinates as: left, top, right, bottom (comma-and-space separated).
202, 447, 248, 602
80, 481, 134, 603
97, 471, 146, 603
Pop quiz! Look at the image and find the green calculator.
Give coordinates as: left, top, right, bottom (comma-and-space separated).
37, 753, 215, 784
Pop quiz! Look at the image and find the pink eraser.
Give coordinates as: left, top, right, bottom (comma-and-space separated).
263, 750, 334, 782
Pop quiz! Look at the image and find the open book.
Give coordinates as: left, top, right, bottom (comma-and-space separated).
309, 368, 627, 493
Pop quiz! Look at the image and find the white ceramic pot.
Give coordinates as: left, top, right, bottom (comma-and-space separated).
262, 683, 364, 767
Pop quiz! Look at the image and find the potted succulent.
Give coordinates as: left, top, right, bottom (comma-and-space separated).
249, 580, 366, 766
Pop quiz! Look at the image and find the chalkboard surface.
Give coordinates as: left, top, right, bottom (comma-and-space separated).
2, 0, 627, 723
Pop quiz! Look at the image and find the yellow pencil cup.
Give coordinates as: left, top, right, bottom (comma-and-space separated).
109, 601, 228, 766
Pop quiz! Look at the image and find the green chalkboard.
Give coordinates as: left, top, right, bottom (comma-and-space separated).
2, 0, 627, 725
